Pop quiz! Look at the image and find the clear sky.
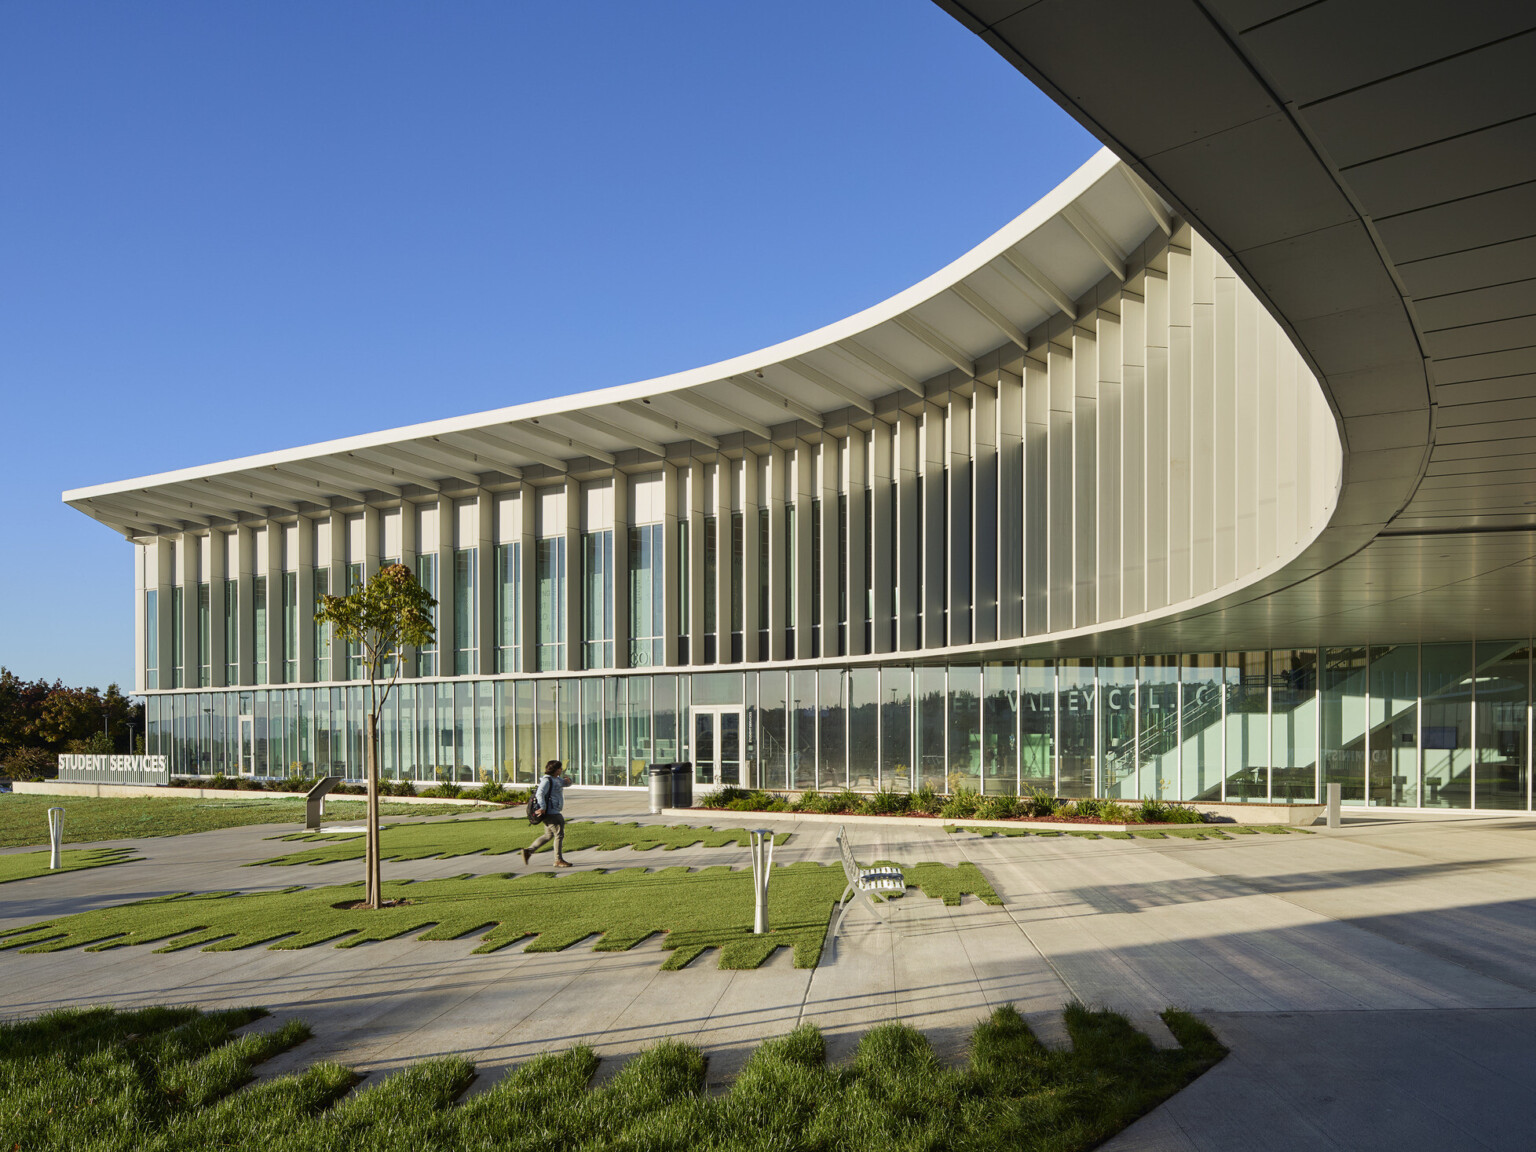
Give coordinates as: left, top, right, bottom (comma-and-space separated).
0, 0, 1096, 693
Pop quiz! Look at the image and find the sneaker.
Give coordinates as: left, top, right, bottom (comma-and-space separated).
521, 849, 532, 865
554, 860, 573, 868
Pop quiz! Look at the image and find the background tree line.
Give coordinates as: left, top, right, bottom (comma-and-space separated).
0, 669, 142, 779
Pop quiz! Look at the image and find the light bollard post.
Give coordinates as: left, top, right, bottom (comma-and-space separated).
47, 807, 64, 870
749, 828, 774, 935
1326, 782, 1341, 829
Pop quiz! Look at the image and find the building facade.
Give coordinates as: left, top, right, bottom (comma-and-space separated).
68, 152, 1534, 811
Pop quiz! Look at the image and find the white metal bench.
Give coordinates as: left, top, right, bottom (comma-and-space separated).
833, 825, 907, 940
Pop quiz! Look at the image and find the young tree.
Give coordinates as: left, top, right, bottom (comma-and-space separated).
315, 563, 436, 909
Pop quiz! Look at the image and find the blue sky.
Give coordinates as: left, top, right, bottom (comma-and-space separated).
0, 0, 1095, 692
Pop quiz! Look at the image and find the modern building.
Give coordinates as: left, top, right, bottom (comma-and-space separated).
64, 3, 1536, 812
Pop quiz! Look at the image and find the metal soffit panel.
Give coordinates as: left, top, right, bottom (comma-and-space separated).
63, 150, 1169, 537
939, 0, 1536, 646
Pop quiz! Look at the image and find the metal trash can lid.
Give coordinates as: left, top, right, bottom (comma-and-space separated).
649, 763, 673, 776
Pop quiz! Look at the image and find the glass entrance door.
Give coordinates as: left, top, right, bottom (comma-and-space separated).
692, 707, 743, 787
238, 715, 255, 776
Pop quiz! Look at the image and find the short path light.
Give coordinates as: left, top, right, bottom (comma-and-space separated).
47, 808, 64, 870
748, 828, 774, 935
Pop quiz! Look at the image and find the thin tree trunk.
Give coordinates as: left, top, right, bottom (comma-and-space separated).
366, 709, 381, 908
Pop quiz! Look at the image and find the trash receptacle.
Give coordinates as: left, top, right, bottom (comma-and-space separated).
671, 761, 693, 809
649, 763, 673, 814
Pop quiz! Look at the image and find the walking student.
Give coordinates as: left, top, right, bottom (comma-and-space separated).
523, 759, 572, 867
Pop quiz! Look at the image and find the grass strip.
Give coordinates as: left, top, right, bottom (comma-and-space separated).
1, 1002, 1224, 1151
948, 822, 1312, 841
0, 860, 999, 970
0, 846, 140, 883
253, 818, 792, 868
0, 794, 467, 848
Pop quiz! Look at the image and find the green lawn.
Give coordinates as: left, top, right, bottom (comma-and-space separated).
948, 823, 1314, 841
1, 1002, 1225, 1151
255, 818, 792, 867
0, 860, 999, 970
0, 794, 467, 848
0, 846, 139, 884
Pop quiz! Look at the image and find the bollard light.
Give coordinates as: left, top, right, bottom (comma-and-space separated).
748, 828, 774, 935
47, 807, 64, 870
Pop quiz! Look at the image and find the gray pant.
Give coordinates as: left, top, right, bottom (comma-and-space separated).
528, 813, 565, 858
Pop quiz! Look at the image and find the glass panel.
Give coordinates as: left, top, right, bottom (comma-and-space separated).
253, 691, 268, 776
145, 589, 159, 690
880, 667, 912, 793
1137, 657, 1179, 800
917, 666, 946, 793
1179, 654, 1226, 802
1099, 657, 1136, 799
604, 678, 627, 786
1224, 652, 1268, 800
433, 681, 453, 782
627, 676, 653, 779
454, 548, 477, 676
849, 668, 879, 790
720, 711, 741, 786
382, 691, 398, 780
1321, 647, 1369, 803
1476, 644, 1528, 810
695, 712, 716, 786
349, 685, 364, 779
758, 672, 788, 791
947, 666, 981, 794
581, 678, 603, 785
981, 664, 1018, 796
1271, 649, 1319, 802
477, 680, 495, 783
1020, 661, 1054, 795
514, 680, 536, 784
496, 681, 513, 784
1057, 659, 1095, 798
790, 669, 816, 791
654, 675, 678, 764
1367, 645, 1417, 807
818, 669, 846, 790
495, 542, 521, 673
559, 679, 579, 773
1419, 643, 1474, 808
415, 554, 438, 676
628, 524, 664, 668
284, 690, 300, 778
398, 683, 416, 781
536, 679, 559, 772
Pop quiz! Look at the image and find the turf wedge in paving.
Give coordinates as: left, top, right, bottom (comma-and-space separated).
0, 860, 999, 970
1, 1002, 1225, 1151
253, 818, 792, 867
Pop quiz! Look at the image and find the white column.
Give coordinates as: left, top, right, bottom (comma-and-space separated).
476, 489, 494, 675
946, 393, 972, 646
870, 420, 894, 655
845, 429, 868, 657
662, 464, 680, 668
713, 461, 731, 664
792, 440, 813, 656
997, 370, 1023, 640
234, 528, 254, 686
263, 523, 283, 685
564, 475, 582, 673
436, 495, 456, 675
972, 383, 998, 645
919, 402, 944, 649
818, 434, 839, 657
1072, 321, 1098, 630
1121, 282, 1147, 618
765, 447, 788, 662
1097, 310, 1123, 625
208, 531, 228, 687
614, 471, 631, 670
687, 459, 705, 664
895, 411, 919, 651
741, 450, 760, 662
518, 487, 537, 674
296, 517, 316, 682
327, 511, 348, 681
399, 501, 419, 679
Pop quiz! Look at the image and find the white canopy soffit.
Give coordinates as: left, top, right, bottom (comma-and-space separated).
936, 0, 1536, 647
63, 150, 1169, 540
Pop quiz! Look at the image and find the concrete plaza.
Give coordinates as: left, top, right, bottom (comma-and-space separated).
3, 790, 1536, 1149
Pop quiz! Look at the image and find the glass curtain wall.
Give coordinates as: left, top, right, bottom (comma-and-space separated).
145, 590, 159, 689
629, 523, 664, 667
1421, 643, 1474, 808
455, 548, 478, 675
1477, 645, 1530, 810
252, 577, 267, 684
223, 580, 238, 684
198, 584, 211, 687
415, 555, 438, 676
311, 569, 329, 680
537, 538, 566, 671
1367, 645, 1418, 806
171, 586, 184, 687
282, 572, 298, 683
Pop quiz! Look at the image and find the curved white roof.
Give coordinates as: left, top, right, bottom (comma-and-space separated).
65, 148, 1172, 537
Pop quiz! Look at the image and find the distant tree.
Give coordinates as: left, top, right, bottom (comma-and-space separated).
0, 668, 143, 766
314, 564, 436, 909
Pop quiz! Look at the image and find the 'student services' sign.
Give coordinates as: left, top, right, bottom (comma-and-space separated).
55, 754, 171, 785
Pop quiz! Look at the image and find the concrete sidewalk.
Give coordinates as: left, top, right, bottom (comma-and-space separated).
4, 790, 1536, 1147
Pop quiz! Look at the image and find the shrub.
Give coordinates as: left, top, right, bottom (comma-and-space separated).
939, 787, 981, 820
333, 782, 365, 795
420, 782, 462, 799
823, 789, 864, 814
910, 783, 943, 816
272, 776, 311, 794
700, 786, 754, 808
1071, 797, 1105, 820
1098, 801, 1134, 823
1137, 798, 1206, 824
862, 789, 911, 816
976, 794, 1021, 821
792, 790, 828, 814
1021, 787, 1062, 818
234, 777, 267, 791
